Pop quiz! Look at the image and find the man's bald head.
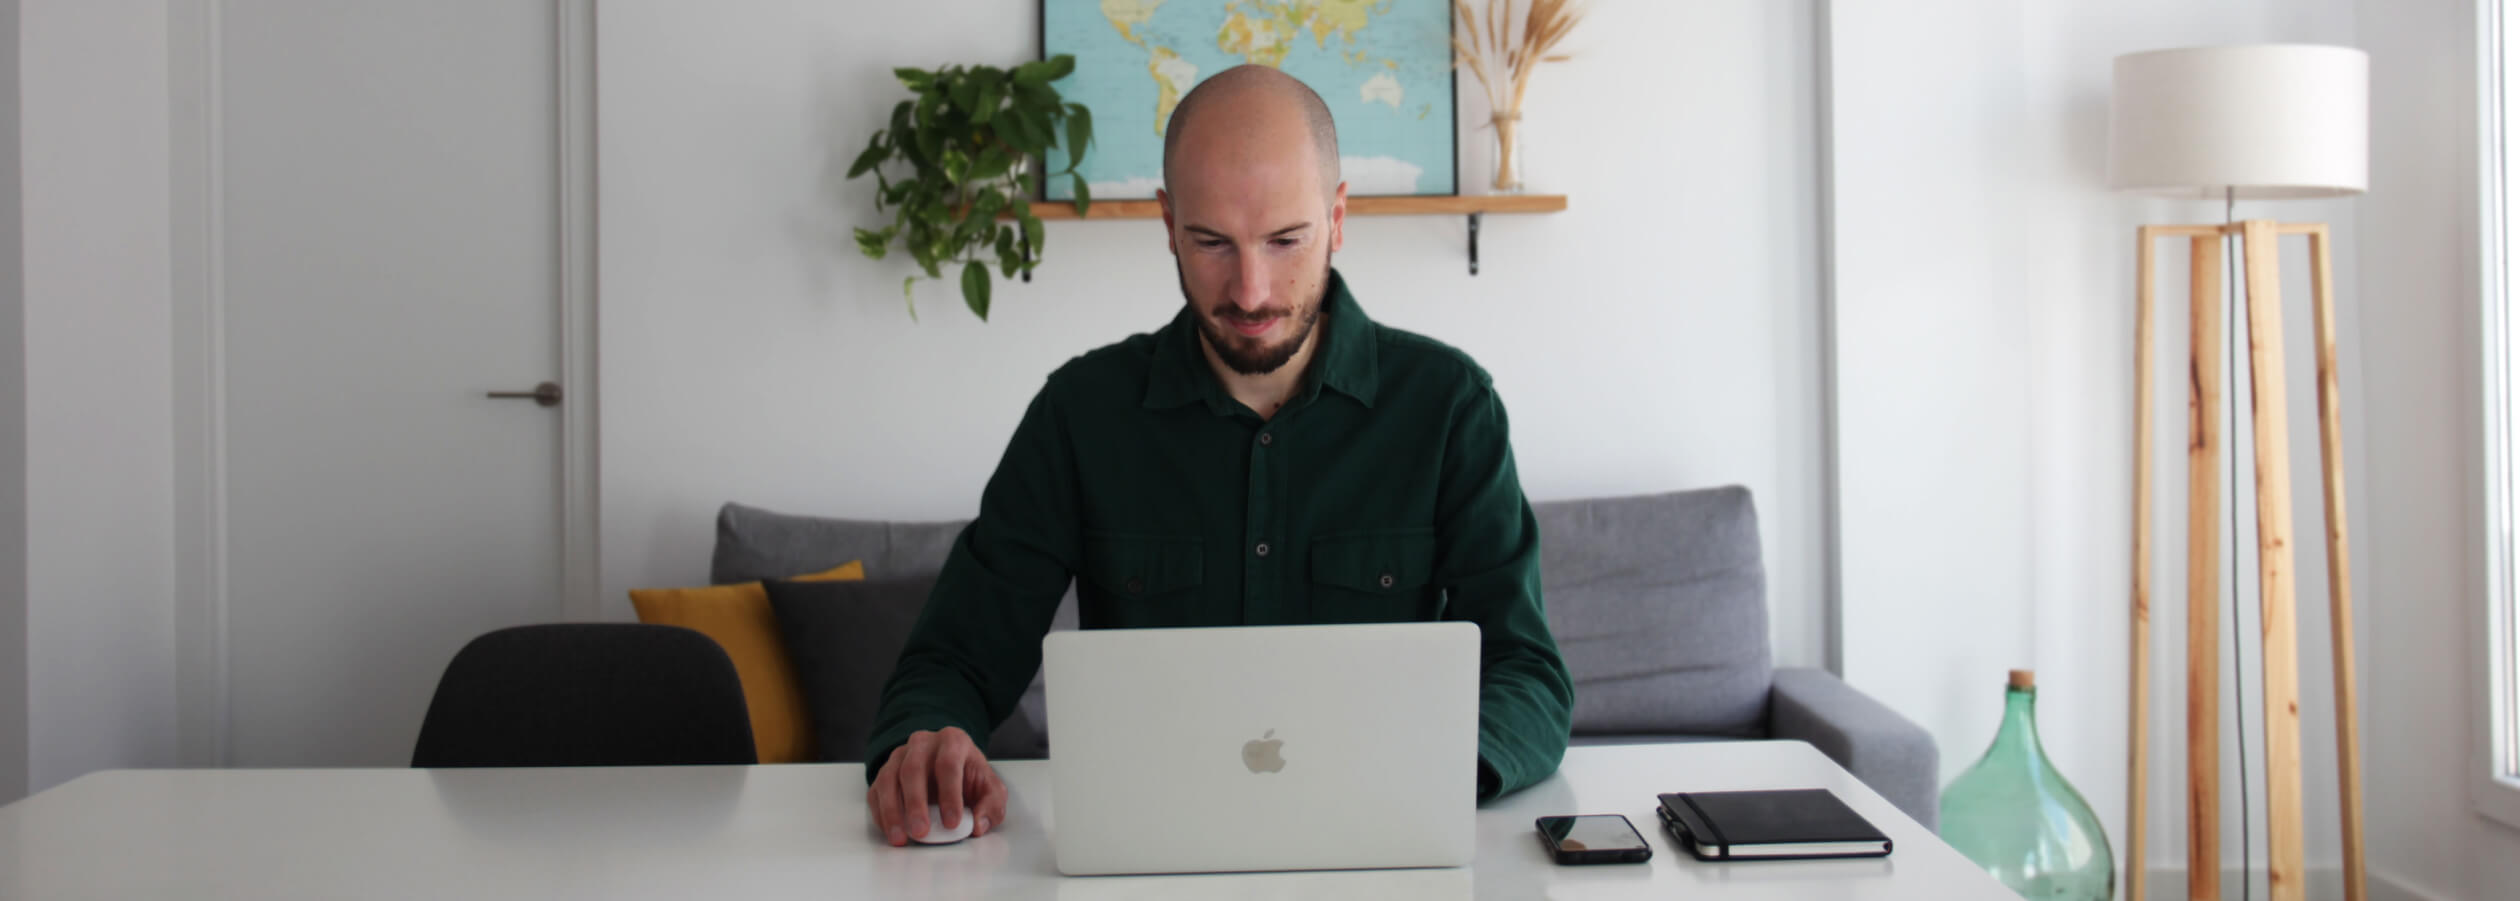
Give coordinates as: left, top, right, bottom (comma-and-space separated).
1161, 65, 1341, 201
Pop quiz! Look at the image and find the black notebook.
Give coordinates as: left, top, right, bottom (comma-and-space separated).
1655, 789, 1894, 862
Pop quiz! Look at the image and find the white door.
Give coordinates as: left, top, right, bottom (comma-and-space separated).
211, 1, 569, 767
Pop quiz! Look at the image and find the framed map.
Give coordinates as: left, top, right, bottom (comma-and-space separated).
1040, 0, 1458, 200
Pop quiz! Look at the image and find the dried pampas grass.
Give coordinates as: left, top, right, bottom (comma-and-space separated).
1452, 0, 1585, 189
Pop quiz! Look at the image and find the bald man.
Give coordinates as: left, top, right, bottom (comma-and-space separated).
862, 65, 1573, 847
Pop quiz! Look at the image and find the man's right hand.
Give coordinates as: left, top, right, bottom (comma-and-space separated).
866, 726, 1006, 847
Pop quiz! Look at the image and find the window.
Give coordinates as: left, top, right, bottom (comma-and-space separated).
2485, 0, 2520, 828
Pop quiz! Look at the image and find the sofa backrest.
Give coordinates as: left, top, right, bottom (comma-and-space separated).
1532, 486, 1772, 739
711, 484, 1775, 750
712, 505, 965, 587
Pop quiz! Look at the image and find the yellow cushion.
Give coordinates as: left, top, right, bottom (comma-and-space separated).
629, 560, 865, 763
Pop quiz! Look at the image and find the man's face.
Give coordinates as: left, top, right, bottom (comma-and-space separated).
1159, 115, 1346, 376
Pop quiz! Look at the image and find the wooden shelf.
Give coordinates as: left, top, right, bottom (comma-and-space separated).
1016, 193, 1567, 220
1000, 194, 1565, 275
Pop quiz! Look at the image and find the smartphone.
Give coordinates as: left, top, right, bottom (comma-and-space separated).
1534, 814, 1653, 865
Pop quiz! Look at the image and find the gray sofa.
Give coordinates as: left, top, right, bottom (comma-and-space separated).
711, 484, 1940, 828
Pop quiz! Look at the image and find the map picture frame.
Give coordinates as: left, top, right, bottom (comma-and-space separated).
1036, 0, 1460, 201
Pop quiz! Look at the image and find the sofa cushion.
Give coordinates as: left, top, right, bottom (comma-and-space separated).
763, 576, 1055, 762
1534, 486, 1772, 738
719, 503, 1072, 758
627, 560, 865, 763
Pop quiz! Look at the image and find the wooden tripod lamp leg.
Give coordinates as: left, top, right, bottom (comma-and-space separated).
2130, 227, 2159, 901
2239, 220, 2307, 901
2185, 232, 2226, 901
2304, 225, 2368, 901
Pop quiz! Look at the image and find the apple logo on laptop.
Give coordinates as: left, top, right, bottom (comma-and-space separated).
1242, 730, 1286, 774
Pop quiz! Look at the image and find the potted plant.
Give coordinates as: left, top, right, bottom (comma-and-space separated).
847, 55, 1094, 320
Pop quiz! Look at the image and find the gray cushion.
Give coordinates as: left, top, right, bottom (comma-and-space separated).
763, 576, 1051, 762
721, 503, 1073, 758
1533, 486, 1772, 738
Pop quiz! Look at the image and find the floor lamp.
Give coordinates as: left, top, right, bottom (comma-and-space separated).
2110, 45, 2369, 901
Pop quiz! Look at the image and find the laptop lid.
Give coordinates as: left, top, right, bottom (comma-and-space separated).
1043, 623, 1480, 876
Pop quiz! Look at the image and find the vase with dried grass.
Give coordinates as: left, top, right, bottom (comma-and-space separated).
1453, 0, 1586, 193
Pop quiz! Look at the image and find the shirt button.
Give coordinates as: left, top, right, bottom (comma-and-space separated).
1379, 573, 1396, 589
1258, 433, 1274, 447
1255, 542, 1272, 557
1125, 577, 1145, 595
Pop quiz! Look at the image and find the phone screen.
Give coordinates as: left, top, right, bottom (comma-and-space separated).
1536, 815, 1649, 854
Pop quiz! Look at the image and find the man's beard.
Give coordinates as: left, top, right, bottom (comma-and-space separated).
1178, 257, 1329, 376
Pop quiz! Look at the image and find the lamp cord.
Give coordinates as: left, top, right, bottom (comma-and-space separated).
2225, 186, 2254, 901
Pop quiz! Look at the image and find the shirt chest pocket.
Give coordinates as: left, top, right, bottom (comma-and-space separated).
1083, 533, 1205, 604
1307, 528, 1438, 623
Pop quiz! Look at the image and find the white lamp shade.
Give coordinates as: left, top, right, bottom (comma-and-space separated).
2108, 44, 2368, 199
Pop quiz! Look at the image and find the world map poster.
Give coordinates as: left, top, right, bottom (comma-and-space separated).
1041, 0, 1458, 200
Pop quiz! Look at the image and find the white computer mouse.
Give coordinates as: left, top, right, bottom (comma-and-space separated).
910, 804, 975, 845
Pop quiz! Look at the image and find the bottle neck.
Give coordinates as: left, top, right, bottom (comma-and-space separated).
1995, 686, 2047, 767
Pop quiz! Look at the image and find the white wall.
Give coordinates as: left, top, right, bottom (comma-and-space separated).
17, 0, 179, 795
596, 1, 1834, 666
2355, 0, 2520, 899
1826, 0, 2382, 892
0, 0, 26, 806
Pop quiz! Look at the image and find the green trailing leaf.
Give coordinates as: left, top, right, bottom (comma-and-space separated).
908, 238, 936, 277
848, 133, 889, 179
914, 91, 940, 131
853, 226, 892, 260
996, 227, 1021, 278
1011, 80, 1058, 114
950, 69, 983, 111
1013, 55, 1076, 85
914, 128, 944, 171
1020, 213, 1044, 257
967, 69, 1003, 120
894, 67, 933, 91
889, 100, 914, 139
904, 276, 919, 321
1070, 175, 1092, 216
968, 146, 1012, 183
1047, 55, 1076, 81
1062, 104, 1093, 170
999, 106, 1043, 154
961, 260, 992, 321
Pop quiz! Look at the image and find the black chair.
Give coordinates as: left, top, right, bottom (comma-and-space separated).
412, 623, 756, 768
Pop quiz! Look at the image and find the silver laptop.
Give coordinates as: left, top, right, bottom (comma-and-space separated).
1043, 622, 1480, 876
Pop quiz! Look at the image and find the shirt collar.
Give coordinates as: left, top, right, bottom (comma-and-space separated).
1142, 268, 1379, 413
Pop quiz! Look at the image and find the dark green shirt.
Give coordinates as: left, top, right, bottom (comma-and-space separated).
866, 269, 1573, 800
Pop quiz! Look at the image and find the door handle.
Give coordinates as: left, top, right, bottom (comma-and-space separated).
487, 382, 562, 407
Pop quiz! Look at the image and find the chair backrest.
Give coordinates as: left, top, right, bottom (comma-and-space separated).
412, 623, 756, 767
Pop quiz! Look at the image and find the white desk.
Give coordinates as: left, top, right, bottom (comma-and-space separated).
0, 741, 2013, 900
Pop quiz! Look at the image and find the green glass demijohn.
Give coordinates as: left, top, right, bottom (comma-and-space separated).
1939, 670, 2115, 901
